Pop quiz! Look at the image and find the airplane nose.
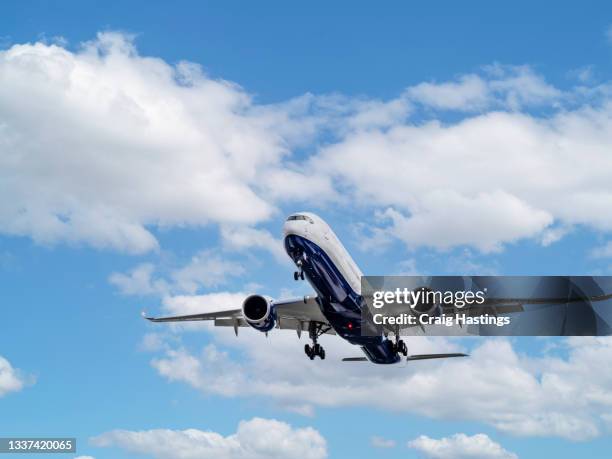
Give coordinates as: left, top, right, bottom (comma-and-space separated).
282, 221, 291, 236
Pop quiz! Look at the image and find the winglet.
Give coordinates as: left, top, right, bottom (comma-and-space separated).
142, 311, 158, 322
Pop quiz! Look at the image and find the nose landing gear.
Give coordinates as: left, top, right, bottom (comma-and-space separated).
304, 322, 330, 360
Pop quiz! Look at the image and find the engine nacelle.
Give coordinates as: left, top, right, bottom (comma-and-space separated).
242, 294, 277, 332
411, 287, 442, 317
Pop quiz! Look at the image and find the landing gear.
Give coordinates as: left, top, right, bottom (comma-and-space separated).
304, 343, 325, 360
392, 327, 408, 356
395, 339, 408, 356
304, 322, 330, 360
294, 259, 305, 281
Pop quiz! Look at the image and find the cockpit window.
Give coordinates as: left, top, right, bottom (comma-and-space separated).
287, 215, 313, 223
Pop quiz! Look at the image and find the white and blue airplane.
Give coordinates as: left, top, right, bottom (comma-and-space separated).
146, 212, 470, 364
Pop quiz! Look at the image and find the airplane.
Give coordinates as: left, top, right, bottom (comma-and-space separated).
145, 212, 468, 364
145, 212, 612, 364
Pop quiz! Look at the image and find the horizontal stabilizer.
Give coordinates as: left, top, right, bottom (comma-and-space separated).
406, 353, 468, 361
342, 357, 368, 362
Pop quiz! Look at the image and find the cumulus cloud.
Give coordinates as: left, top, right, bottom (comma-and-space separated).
220, 226, 287, 263
109, 251, 244, 296
406, 74, 490, 111
170, 251, 244, 293
91, 417, 327, 459
377, 194, 552, 252
406, 65, 560, 112
311, 103, 612, 251
145, 296, 612, 441
0, 33, 325, 253
109, 263, 168, 296
0, 355, 27, 397
408, 433, 517, 459
3, 33, 612, 256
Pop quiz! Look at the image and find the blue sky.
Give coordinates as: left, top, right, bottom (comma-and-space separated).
2, 2, 612, 458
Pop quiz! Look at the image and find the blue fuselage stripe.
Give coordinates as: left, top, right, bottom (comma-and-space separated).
284, 234, 400, 364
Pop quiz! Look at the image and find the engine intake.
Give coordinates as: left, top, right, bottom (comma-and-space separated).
242, 294, 277, 332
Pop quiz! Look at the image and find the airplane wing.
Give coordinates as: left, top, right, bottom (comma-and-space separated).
145, 295, 335, 336
377, 290, 612, 333
144, 308, 242, 323
405, 353, 467, 361
442, 290, 612, 316
342, 353, 468, 362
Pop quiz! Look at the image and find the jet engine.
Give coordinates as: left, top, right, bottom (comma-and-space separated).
242, 294, 277, 332
411, 287, 442, 317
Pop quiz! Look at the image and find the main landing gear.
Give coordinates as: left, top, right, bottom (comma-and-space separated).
304, 322, 330, 360
293, 259, 305, 281
392, 330, 408, 357
388, 325, 408, 357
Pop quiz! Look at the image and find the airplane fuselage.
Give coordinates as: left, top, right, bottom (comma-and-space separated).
283, 213, 401, 364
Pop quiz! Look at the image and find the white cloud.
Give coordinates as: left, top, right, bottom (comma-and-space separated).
539, 225, 572, 247
170, 251, 244, 293
109, 263, 168, 296
109, 252, 244, 296
370, 436, 396, 448
408, 433, 517, 459
91, 417, 327, 459
407, 74, 490, 111
3, 33, 612, 255
74, 456, 95, 459
378, 194, 552, 252
220, 226, 287, 263
311, 102, 612, 251
0, 33, 309, 253
0, 355, 27, 397
485, 64, 562, 110
406, 65, 560, 112
147, 298, 612, 441
140, 332, 172, 352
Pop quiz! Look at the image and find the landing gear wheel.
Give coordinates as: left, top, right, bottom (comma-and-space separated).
304, 322, 331, 360
399, 340, 408, 356
304, 344, 315, 360
300, 270, 305, 280
294, 271, 299, 281
394, 339, 408, 356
